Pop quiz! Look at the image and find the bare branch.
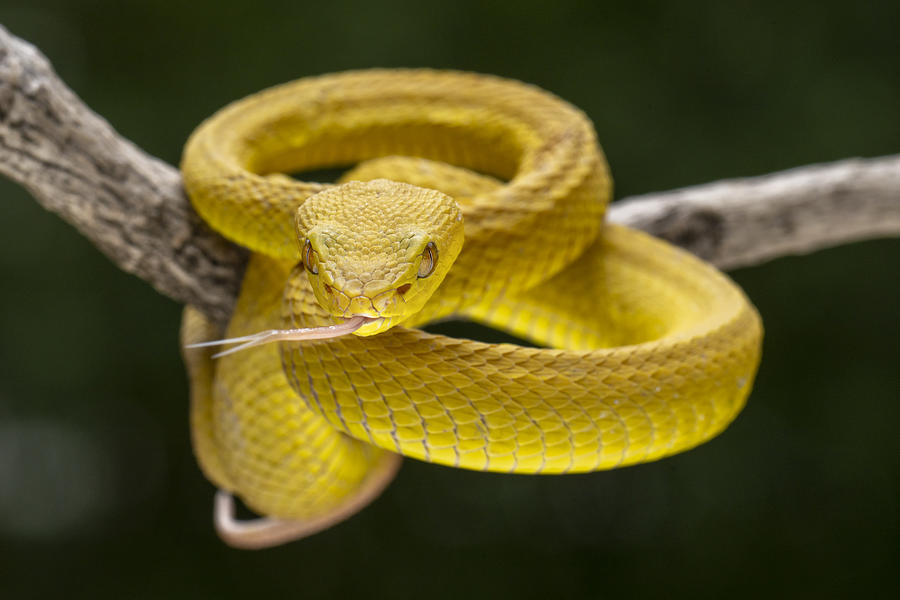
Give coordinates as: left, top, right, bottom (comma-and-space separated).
0, 25, 244, 326
0, 25, 897, 325
610, 155, 900, 269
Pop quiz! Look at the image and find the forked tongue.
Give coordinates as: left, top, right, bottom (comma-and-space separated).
185, 315, 373, 358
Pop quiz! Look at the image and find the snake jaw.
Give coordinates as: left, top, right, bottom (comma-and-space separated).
316, 281, 414, 336
353, 316, 390, 336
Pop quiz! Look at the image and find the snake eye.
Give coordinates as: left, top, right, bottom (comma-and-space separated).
303, 239, 319, 275
417, 242, 437, 278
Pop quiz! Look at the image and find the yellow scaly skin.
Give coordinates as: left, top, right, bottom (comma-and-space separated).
180, 70, 762, 544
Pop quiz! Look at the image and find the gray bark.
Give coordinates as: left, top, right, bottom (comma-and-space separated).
611, 155, 900, 270
0, 25, 245, 325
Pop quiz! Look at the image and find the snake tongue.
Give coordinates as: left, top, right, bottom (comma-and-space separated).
185, 315, 374, 358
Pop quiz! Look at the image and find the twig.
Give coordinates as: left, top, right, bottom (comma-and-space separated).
1, 25, 897, 326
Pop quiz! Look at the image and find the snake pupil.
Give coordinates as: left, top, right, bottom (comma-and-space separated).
303, 239, 319, 275
417, 242, 437, 278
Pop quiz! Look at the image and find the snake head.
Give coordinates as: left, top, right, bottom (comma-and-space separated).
296, 179, 464, 335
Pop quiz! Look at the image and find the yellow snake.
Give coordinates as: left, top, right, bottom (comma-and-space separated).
179, 70, 763, 548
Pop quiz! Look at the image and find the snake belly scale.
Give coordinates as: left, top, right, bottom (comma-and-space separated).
180, 70, 762, 547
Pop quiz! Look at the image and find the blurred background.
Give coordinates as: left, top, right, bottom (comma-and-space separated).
0, 0, 897, 598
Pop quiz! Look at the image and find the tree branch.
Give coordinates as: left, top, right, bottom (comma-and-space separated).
1, 25, 898, 326
0, 25, 244, 326
611, 155, 900, 270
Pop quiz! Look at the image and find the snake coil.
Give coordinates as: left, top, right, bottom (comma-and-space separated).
180, 70, 762, 548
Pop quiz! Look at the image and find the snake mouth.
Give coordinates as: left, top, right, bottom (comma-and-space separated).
346, 315, 389, 337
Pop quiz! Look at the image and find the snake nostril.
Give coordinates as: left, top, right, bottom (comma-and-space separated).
324, 283, 333, 295
397, 283, 412, 296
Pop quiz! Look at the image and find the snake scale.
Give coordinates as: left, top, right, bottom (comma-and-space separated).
179, 70, 762, 548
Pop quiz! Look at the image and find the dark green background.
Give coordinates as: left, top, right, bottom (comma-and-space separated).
0, 1, 897, 598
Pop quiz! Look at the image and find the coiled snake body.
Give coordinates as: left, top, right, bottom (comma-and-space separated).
180, 70, 762, 548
